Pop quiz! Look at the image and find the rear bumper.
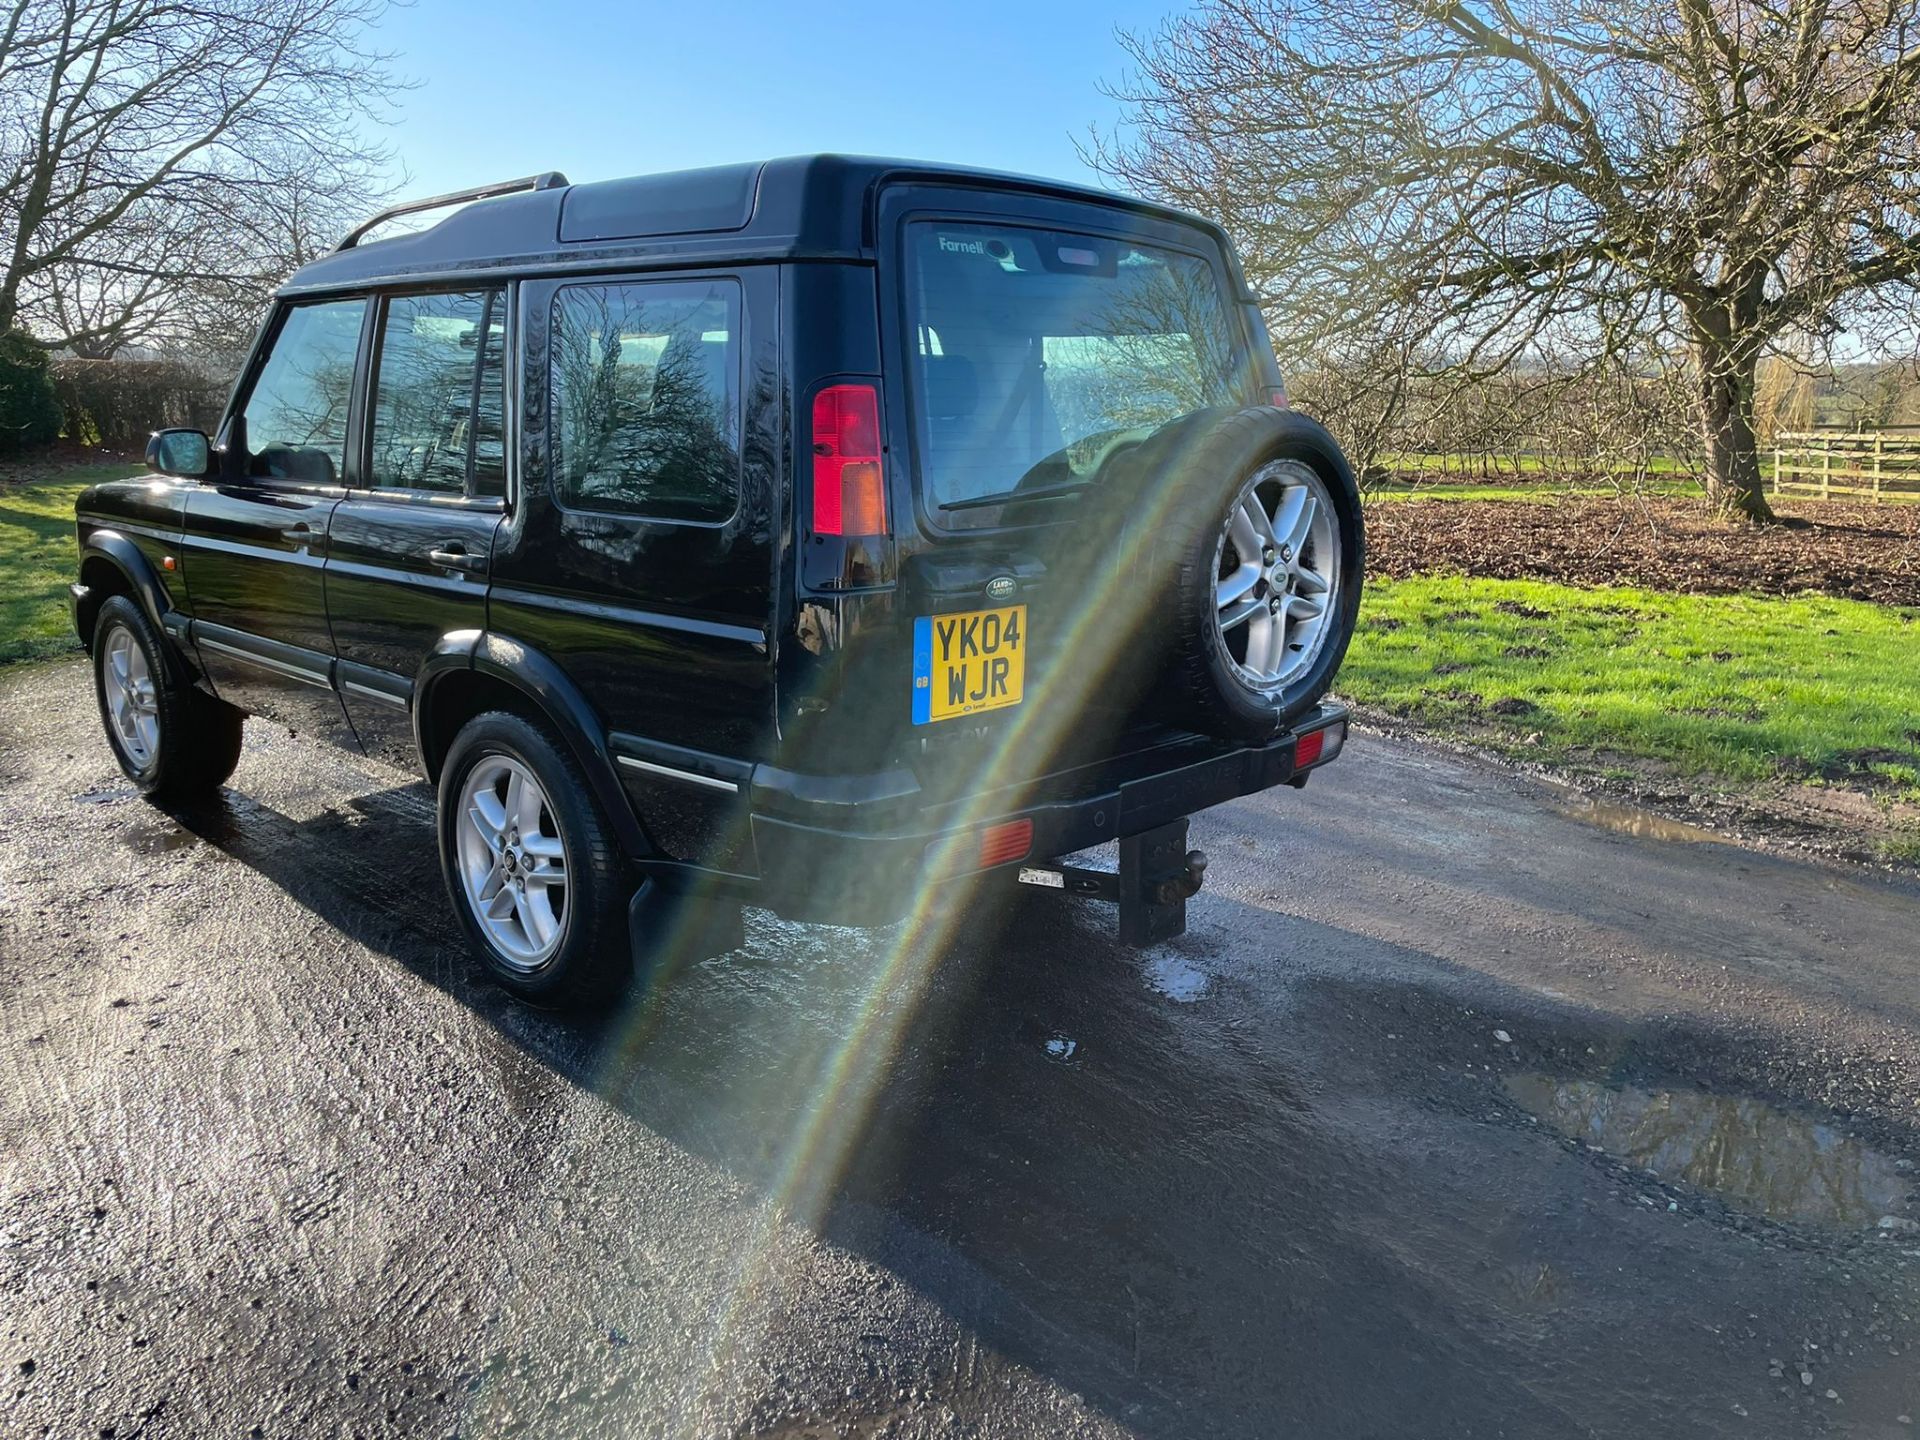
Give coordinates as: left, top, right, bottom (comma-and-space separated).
737, 703, 1349, 925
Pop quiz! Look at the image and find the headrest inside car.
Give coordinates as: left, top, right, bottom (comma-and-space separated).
923, 354, 977, 421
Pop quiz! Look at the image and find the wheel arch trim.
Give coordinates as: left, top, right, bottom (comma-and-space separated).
412, 630, 655, 859
75, 530, 173, 644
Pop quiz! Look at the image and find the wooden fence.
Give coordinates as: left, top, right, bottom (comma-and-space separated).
1771, 428, 1920, 502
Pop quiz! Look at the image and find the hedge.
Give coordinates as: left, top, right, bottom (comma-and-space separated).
0, 330, 61, 456
50, 358, 228, 447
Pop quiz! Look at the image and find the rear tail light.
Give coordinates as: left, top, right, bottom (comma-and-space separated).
1269, 382, 1291, 410
811, 384, 887, 537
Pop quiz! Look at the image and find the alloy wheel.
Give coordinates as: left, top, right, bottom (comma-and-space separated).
101, 625, 160, 768
1212, 461, 1341, 692
456, 756, 571, 971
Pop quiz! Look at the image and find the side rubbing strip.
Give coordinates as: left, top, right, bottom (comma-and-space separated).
342, 679, 410, 709
194, 635, 333, 689
616, 755, 740, 794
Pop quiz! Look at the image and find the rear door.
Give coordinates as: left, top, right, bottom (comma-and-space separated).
186, 297, 364, 744
487, 268, 778, 860
871, 186, 1266, 778
323, 287, 509, 768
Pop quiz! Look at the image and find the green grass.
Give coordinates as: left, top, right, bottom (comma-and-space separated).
0, 464, 139, 665
1342, 575, 1920, 794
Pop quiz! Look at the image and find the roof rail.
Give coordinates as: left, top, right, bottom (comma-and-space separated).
334, 171, 571, 251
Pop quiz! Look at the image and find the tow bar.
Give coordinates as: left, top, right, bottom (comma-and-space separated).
1014, 816, 1208, 947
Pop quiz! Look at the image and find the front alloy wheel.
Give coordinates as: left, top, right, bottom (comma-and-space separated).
100, 624, 160, 769
89, 594, 244, 799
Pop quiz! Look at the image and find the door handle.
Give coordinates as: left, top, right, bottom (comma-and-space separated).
428, 545, 487, 575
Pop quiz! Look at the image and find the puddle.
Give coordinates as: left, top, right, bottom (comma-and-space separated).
1543, 784, 1723, 845
1042, 1034, 1079, 1064
1507, 1074, 1911, 1228
1143, 953, 1212, 1003
73, 787, 137, 807
123, 821, 196, 855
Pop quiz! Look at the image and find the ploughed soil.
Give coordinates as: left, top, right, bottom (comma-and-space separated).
1366, 494, 1920, 606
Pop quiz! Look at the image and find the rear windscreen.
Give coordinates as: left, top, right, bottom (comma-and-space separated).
901, 219, 1249, 518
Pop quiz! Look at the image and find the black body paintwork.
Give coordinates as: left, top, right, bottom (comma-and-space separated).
72, 155, 1349, 926
327, 491, 501, 767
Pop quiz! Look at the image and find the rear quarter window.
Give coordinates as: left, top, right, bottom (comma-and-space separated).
548, 278, 741, 523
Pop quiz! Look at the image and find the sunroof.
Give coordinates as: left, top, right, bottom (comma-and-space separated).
558, 162, 762, 243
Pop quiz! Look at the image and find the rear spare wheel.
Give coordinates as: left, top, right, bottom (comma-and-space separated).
1145, 409, 1364, 742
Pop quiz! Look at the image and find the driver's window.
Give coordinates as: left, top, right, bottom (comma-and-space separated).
368, 290, 502, 494
240, 299, 366, 486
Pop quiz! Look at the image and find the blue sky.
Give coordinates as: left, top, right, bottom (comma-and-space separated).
369, 0, 1180, 198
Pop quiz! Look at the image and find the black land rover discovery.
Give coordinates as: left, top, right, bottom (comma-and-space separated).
71, 155, 1363, 1005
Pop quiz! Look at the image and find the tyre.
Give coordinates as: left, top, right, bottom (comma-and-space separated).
436, 710, 628, 1006
1144, 409, 1365, 742
91, 594, 244, 800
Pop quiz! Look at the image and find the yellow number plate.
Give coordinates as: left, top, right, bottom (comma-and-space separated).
912, 605, 1026, 724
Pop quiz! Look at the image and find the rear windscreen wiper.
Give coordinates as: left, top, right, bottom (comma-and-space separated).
937, 478, 1090, 513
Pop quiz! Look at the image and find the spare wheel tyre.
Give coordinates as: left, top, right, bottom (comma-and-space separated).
1147, 409, 1364, 743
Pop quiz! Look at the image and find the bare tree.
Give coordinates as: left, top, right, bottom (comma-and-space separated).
0, 0, 402, 357
1089, 0, 1920, 521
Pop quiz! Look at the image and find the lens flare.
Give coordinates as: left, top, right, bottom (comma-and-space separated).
578, 424, 1229, 1436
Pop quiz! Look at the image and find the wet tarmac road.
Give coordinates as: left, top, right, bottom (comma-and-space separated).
4, 656, 1920, 1439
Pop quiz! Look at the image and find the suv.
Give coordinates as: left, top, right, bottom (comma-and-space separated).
70, 156, 1363, 1005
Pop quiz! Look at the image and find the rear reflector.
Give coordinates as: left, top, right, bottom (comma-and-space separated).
1270, 382, 1291, 410
811, 384, 887, 538
1295, 719, 1347, 770
977, 819, 1034, 869
1295, 729, 1325, 768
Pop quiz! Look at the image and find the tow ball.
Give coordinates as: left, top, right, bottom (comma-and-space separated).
1014, 816, 1210, 947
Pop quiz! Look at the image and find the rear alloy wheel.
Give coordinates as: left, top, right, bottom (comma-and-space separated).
1212, 460, 1343, 693
455, 755, 572, 972
437, 711, 628, 1006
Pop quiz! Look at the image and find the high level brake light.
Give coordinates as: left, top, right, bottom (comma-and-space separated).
811, 383, 887, 537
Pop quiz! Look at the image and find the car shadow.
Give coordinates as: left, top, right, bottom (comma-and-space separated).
160, 776, 1913, 1439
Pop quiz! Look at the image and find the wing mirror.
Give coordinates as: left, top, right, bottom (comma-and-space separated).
146, 428, 213, 479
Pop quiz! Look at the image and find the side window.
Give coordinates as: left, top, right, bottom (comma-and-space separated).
471, 296, 508, 498
240, 299, 366, 486
367, 289, 506, 495
549, 279, 740, 522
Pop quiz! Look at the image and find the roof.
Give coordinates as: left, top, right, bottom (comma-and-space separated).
278, 154, 1236, 296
